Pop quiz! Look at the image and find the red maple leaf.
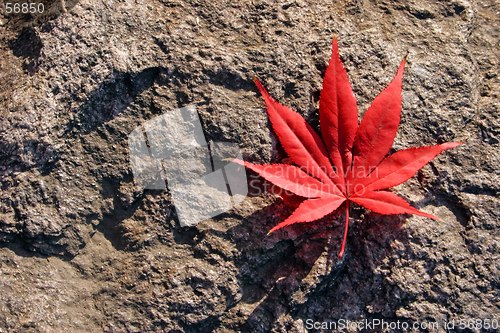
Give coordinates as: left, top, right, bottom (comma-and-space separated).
236, 38, 461, 258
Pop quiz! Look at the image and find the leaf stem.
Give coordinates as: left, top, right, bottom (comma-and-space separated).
338, 201, 349, 258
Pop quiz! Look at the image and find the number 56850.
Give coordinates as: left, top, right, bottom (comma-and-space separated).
5, 2, 45, 14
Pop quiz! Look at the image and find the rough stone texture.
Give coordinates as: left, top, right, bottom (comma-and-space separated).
0, 0, 498, 332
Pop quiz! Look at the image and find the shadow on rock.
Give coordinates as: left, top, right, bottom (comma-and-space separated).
65, 67, 164, 135
224, 199, 352, 332
8, 27, 43, 75
222, 197, 411, 331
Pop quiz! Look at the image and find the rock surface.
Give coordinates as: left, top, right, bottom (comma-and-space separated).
0, 0, 498, 332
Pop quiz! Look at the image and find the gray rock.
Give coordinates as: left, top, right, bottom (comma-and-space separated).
0, 0, 498, 331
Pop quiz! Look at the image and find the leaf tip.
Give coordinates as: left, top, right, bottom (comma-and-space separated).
424, 212, 441, 221
230, 158, 245, 166
253, 77, 269, 99
253, 76, 262, 88
441, 141, 463, 150
331, 35, 340, 54
397, 56, 407, 78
